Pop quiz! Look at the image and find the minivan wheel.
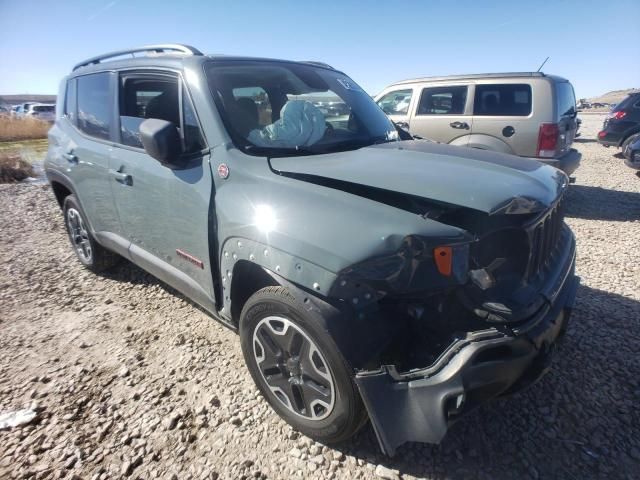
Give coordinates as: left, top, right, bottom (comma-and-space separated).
240, 286, 367, 444
63, 195, 119, 272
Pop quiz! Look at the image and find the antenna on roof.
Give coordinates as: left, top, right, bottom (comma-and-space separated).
536, 56, 550, 72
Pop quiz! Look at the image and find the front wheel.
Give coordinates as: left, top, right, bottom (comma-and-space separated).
239, 286, 367, 444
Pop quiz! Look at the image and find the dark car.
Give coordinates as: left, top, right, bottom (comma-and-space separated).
623, 133, 640, 170
598, 92, 640, 150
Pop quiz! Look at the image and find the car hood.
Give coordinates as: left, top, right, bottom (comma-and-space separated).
270, 140, 568, 215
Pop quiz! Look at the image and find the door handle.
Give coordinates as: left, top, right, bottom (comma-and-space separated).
449, 121, 470, 130
63, 152, 78, 163
110, 169, 133, 186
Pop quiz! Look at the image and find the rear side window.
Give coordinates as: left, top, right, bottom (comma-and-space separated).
64, 79, 77, 124
474, 84, 532, 116
555, 82, 576, 117
417, 86, 467, 115
77, 73, 112, 140
377, 89, 413, 115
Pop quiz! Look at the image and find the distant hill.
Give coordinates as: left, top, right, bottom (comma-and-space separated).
587, 88, 639, 105
0, 94, 56, 107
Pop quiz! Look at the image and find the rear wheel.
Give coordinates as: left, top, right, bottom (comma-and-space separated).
63, 195, 120, 272
621, 133, 640, 152
240, 286, 367, 443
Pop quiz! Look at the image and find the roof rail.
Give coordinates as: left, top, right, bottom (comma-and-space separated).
302, 61, 335, 70
72, 44, 203, 71
391, 72, 546, 85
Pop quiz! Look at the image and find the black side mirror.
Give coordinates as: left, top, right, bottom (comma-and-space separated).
139, 118, 181, 164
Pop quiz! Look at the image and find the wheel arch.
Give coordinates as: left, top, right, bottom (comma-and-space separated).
229, 260, 280, 327
620, 128, 640, 147
465, 133, 514, 154
50, 181, 72, 208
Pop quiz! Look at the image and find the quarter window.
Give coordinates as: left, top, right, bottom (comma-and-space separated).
77, 73, 112, 140
377, 89, 413, 115
64, 79, 77, 124
474, 84, 532, 116
417, 86, 467, 115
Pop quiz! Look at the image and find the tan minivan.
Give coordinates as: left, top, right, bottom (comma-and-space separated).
376, 72, 581, 174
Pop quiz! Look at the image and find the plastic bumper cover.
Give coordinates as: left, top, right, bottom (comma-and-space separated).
355, 239, 578, 456
535, 148, 581, 175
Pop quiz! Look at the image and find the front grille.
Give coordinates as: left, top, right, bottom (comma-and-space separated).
527, 197, 565, 280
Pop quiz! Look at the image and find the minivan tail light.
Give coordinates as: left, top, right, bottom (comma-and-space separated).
612, 111, 627, 120
537, 123, 559, 158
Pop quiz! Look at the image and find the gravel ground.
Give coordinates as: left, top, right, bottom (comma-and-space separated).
1, 113, 638, 479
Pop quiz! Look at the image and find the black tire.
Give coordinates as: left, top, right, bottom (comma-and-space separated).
239, 286, 367, 444
63, 195, 120, 272
621, 133, 640, 151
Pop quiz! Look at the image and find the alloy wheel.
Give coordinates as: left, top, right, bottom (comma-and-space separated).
66, 208, 92, 263
252, 316, 335, 420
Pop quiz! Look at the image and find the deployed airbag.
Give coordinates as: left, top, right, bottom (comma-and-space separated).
248, 100, 325, 148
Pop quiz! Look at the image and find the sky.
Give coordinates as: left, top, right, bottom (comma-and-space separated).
1, 0, 638, 99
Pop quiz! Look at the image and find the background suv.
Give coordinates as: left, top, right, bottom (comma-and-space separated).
375, 72, 581, 175
598, 92, 640, 151
25, 103, 56, 122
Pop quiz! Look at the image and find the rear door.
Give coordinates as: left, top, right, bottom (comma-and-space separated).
555, 81, 578, 156
110, 70, 217, 311
408, 84, 472, 144
58, 72, 122, 239
470, 82, 535, 156
375, 88, 415, 131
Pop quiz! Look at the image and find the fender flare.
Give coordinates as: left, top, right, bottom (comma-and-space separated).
45, 168, 97, 235
219, 236, 338, 318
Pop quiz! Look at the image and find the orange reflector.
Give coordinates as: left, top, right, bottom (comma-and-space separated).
434, 246, 453, 276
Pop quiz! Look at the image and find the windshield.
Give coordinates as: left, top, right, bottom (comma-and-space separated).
205, 61, 398, 157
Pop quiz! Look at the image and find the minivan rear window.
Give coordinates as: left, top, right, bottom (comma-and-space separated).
556, 82, 576, 118
474, 84, 532, 116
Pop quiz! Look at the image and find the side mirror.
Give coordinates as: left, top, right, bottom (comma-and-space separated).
139, 118, 181, 164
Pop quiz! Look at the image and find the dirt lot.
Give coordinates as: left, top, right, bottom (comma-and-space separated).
1, 114, 639, 480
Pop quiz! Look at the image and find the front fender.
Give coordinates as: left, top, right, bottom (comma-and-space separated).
215, 152, 468, 316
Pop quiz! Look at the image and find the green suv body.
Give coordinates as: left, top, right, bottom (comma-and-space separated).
45, 45, 579, 455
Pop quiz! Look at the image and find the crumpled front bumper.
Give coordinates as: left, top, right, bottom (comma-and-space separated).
355, 237, 579, 456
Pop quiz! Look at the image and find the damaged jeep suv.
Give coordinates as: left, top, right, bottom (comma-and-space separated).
45, 45, 578, 455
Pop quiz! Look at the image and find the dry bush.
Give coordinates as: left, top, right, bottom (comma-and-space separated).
0, 153, 34, 183
0, 117, 50, 142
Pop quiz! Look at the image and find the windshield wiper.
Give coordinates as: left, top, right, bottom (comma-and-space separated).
243, 145, 317, 157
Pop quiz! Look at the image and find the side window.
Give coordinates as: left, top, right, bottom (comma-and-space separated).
64, 79, 77, 124
77, 73, 112, 140
417, 86, 467, 115
474, 84, 532, 116
118, 75, 205, 152
232, 87, 273, 130
119, 77, 178, 148
377, 89, 413, 115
